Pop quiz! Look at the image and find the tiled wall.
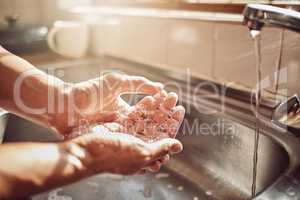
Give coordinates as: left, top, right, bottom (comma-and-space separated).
92, 16, 300, 96
0, 1, 299, 96
0, 0, 78, 26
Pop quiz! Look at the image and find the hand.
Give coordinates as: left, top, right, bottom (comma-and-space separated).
66, 131, 183, 175
0, 132, 182, 199
89, 91, 185, 172
52, 73, 163, 137
118, 91, 185, 142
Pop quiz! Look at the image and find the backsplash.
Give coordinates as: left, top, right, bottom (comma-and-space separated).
92, 16, 300, 96
0, 0, 76, 26
0, 1, 299, 96
0, 0, 41, 25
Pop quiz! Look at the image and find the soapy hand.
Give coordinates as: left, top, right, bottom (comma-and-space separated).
119, 91, 185, 142
98, 91, 185, 142
66, 74, 185, 172
68, 131, 183, 175
54, 73, 163, 137
90, 91, 185, 172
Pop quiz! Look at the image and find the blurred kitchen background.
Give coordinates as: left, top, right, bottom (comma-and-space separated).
2, 2, 300, 199
0, 0, 300, 96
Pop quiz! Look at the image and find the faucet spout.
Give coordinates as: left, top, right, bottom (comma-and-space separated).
243, 4, 300, 33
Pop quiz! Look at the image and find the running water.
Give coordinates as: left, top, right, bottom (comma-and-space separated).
250, 30, 262, 198
275, 29, 285, 93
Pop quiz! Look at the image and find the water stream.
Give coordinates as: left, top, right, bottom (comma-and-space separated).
250, 30, 262, 198
249, 29, 286, 198
275, 29, 285, 93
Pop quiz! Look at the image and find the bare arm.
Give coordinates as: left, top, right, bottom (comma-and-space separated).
0, 142, 87, 200
0, 46, 163, 136
0, 46, 183, 199
0, 132, 182, 200
0, 46, 69, 133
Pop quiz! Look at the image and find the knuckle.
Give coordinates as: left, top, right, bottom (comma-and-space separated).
104, 73, 123, 82
137, 147, 152, 163
139, 76, 148, 83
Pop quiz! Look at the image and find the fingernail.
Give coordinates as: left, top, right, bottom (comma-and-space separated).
168, 92, 178, 98
170, 143, 183, 154
176, 109, 185, 116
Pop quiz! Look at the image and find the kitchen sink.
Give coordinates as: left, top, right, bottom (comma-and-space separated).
1, 57, 300, 200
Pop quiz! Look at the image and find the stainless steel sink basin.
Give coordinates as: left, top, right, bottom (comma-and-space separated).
32, 168, 214, 200
1, 57, 300, 200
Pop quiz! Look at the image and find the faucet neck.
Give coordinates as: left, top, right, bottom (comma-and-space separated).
243, 4, 300, 33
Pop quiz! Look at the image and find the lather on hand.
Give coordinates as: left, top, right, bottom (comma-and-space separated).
87, 90, 185, 172
0, 45, 184, 199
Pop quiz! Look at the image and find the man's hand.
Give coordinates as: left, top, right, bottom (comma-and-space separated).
51, 73, 164, 137
86, 91, 185, 172
69, 90, 185, 172
118, 91, 185, 141
0, 47, 162, 138
0, 131, 182, 199
64, 131, 183, 175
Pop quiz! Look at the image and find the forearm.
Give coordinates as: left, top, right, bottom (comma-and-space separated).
0, 46, 70, 133
0, 142, 90, 200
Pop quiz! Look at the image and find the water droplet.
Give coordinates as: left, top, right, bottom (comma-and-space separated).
155, 173, 170, 179
250, 30, 260, 39
286, 186, 296, 196
143, 185, 152, 198
206, 190, 213, 196
177, 186, 184, 191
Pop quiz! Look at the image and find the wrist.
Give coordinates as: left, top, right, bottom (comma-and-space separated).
46, 81, 73, 135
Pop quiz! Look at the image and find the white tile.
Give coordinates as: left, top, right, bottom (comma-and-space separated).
39, 0, 77, 25
0, 0, 41, 25
121, 17, 168, 65
90, 18, 108, 55
166, 19, 213, 76
281, 30, 300, 96
101, 17, 126, 56
93, 16, 168, 66
214, 22, 281, 90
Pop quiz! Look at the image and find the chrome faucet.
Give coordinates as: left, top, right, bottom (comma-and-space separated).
243, 4, 300, 32
243, 4, 300, 137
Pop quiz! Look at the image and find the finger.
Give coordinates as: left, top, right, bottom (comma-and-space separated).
148, 161, 162, 172
166, 121, 181, 139
121, 75, 163, 94
171, 106, 185, 121
147, 154, 170, 172
136, 96, 156, 109
100, 73, 124, 93
147, 154, 169, 168
148, 138, 183, 161
159, 154, 170, 164
163, 92, 178, 110
153, 90, 168, 104
152, 110, 168, 123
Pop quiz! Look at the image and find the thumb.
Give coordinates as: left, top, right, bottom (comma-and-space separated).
148, 138, 183, 162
